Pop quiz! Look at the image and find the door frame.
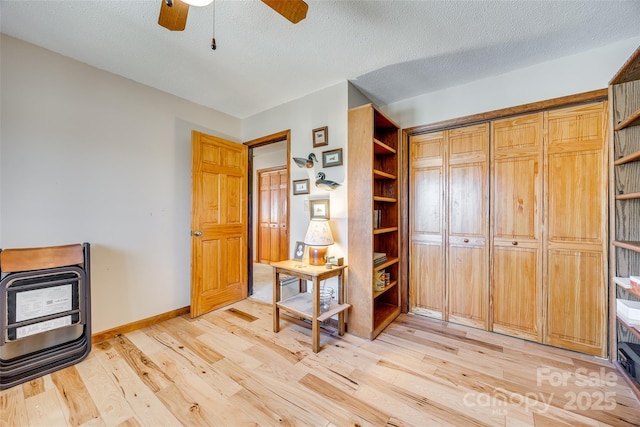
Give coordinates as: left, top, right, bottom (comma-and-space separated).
244, 130, 291, 296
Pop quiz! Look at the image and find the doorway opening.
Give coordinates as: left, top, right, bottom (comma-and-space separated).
245, 131, 290, 303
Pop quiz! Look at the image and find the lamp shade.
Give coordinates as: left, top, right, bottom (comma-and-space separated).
304, 220, 334, 247
183, 0, 213, 6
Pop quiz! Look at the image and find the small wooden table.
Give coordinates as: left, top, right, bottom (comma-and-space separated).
271, 260, 349, 353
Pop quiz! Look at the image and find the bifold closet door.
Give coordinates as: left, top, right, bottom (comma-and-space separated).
447, 124, 489, 329
409, 131, 446, 319
490, 113, 544, 341
544, 102, 608, 357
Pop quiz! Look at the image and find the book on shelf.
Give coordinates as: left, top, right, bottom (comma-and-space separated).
373, 210, 381, 229
373, 252, 387, 266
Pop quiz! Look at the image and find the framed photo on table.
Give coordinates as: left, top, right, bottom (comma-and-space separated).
312, 126, 328, 148
310, 199, 330, 220
293, 179, 309, 195
293, 241, 306, 260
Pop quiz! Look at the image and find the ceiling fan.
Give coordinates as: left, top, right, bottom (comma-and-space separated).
158, 0, 308, 32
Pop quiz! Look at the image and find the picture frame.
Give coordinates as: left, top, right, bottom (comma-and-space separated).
312, 126, 328, 148
310, 199, 330, 220
293, 241, 306, 260
322, 148, 343, 168
292, 179, 309, 195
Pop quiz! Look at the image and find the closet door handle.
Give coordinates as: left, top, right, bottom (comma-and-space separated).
463, 239, 469, 243
512, 241, 518, 246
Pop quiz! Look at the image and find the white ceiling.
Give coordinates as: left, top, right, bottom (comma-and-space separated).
1, 1, 639, 119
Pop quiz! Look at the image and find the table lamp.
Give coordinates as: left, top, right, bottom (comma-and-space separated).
304, 219, 334, 266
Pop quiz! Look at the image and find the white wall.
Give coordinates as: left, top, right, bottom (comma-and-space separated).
385, 37, 640, 128
0, 35, 242, 333
242, 83, 349, 297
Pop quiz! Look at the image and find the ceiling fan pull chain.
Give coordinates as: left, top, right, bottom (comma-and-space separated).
211, 0, 216, 50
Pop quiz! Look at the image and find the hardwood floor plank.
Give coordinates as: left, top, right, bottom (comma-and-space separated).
75, 353, 139, 426
350, 368, 492, 426
51, 366, 102, 426
107, 335, 174, 393
298, 372, 392, 426
0, 385, 29, 426
92, 340, 182, 426
213, 358, 336, 426
149, 317, 225, 364
24, 388, 70, 427
21, 377, 45, 398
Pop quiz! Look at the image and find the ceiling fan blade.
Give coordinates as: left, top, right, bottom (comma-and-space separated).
261, 0, 308, 24
158, 0, 189, 31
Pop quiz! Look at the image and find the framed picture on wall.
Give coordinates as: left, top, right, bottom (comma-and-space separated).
312, 126, 328, 148
293, 179, 309, 195
322, 148, 343, 167
310, 199, 330, 220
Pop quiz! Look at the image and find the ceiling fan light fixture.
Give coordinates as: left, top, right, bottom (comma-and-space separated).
182, 0, 213, 6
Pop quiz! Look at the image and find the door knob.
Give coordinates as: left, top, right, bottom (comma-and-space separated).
193, 230, 203, 236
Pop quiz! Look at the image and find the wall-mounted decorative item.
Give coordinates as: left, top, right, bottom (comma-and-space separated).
293, 179, 310, 195
293, 241, 306, 260
310, 199, 330, 220
315, 172, 341, 191
322, 148, 343, 167
293, 153, 317, 168
312, 126, 328, 148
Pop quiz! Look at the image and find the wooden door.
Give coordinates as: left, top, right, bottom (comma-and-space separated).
191, 131, 248, 317
447, 124, 489, 329
409, 131, 446, 319
544, 102, 608, 357
490, 113, 544, 341
258, 167, 288, 263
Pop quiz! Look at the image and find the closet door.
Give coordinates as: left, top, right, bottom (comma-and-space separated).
490, 113, 543, 341
409, 132, 446, 319
447, 124, 489, 329
544, 102, 608, 357
258, 168, 288, 263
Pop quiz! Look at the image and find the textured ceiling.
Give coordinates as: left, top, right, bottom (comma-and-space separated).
1, 0, 639, 119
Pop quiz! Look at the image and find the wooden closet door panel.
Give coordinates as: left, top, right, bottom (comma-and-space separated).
544, 102, 608, 357
490, 113, 543, 341
546, 250, 606, 353
410, 242, 444, 318
491, 247, 540, 339
448, 244, 488, 328
258, 173, 272, 263
409, 132, 446, 318
449, 163, 487, 236
447, 124, 489, 329
277, 170, 289, 261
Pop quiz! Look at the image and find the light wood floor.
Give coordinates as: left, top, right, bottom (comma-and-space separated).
2, 298, 640, 426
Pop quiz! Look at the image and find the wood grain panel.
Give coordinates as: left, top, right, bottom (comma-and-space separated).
409, 242, 444, 318
491, 247, 541, 340
544, 103, 608, 357
409, 131, 445, 321
448, 162, 487, 237
545, 250, 606, 355
547, 151, 604, 243
490, 113, 543, 342
448, 244, 488, 329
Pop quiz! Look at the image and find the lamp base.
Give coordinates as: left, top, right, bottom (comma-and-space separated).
308, 246, 328, 266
